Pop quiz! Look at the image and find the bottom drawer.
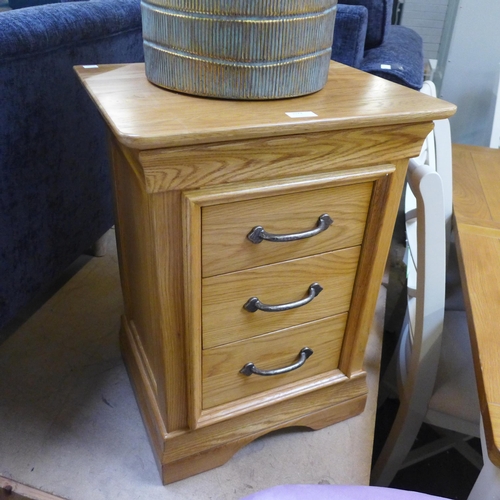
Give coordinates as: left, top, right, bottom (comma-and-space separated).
202, 314, 347, 409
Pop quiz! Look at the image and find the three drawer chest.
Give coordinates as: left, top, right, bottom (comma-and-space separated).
76, 62, 456, 484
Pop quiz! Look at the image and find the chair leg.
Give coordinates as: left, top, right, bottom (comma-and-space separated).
400, 431, 482, 470
467, 418, 500, 500
371, 400, 424, 487
453, 437, 483, 470
377, 341, 399, 408
88, 228, 114, 257
468, 459, 500, 500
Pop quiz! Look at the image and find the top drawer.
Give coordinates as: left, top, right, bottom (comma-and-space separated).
201, 182, 373, 277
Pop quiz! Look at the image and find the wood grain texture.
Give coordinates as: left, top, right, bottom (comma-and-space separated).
455, 225, 500, 466
110, 140, 166, 412
160, 394, 367, 484
183, 164, 395, 206
453, 144, 500, 467
111, 139, 188, 432
183, 195, 203, 429
202, 248, 360, 347
121, 309, 369, 478
455, 145, 500, 222
120, 317, 167, 474
0, 476, 65, 500
200, 182, 371, 277
183, 166, 393, 278
181, 165, 392, 428
75, 62, 456, 150
165, 376, 368, 465
138, 124, 429, 193
150, 190, 189, 431
340, 161, 408, 375
203, 314, 347, 408
196, 368, 348, 428
453, 144, 498, 226
79, 61, 456, 483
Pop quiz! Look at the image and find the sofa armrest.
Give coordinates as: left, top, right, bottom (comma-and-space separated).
360, 25, 424, 90
331, 4, 368, 69
339, 0, 393, 49
1, 0, 141, 60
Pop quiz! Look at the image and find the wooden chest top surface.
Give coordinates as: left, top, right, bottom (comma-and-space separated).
75, 62, 456, 150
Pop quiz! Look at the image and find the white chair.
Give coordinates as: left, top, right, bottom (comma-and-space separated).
489, 63, 500, 149
416, 80, 453, 253
371, 82, 481, 487
468, 417, 500, 500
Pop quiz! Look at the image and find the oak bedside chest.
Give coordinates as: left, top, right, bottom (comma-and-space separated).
76, 62, 455, 484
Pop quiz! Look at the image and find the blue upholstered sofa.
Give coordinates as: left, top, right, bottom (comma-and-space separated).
332, 0, 423, 90
0, 0, 423, 333
0, 0, 144, 332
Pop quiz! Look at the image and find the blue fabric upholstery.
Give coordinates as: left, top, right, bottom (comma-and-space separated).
332, 4, 368, 68
0, 0, 144, 331
339, 0, 393, 49
8, 0, 88, 8
9, 0, 51, 7
332, 0, 423, 91
360, 25, 424, 90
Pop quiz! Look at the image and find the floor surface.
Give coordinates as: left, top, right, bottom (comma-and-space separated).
2, 227, 482, 500
0, 229, 385, 500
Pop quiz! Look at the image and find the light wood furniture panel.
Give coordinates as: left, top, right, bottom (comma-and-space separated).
203, 314, 347, 409
452, 144, 500, 468
202, 248, 360, 347
200, 181, 373, 276
76, 62, 455, 484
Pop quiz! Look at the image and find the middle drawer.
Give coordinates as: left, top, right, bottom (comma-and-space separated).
202, 246, 360, 348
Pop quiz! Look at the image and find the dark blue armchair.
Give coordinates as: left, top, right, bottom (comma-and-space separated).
332, 0, 424, 90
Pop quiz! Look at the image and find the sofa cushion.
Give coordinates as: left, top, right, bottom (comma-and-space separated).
360, 25, 424, 90
339, 0, 393, 49
331, 4, 368, 68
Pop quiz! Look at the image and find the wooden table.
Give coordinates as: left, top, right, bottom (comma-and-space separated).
452, 143, 500, 467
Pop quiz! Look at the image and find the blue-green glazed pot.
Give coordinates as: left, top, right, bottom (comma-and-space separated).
141, 0, 338, 100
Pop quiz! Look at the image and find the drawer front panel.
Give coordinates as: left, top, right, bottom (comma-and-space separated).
202, 314, 347, 409
201, 182, 372, 277
202, 247, 360, 348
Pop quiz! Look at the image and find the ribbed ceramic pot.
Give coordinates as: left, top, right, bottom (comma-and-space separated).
141, 0, 338, 100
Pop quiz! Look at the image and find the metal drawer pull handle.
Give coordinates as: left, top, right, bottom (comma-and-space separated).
240, 347, 314, 377
247, 214, 333, 244
244, 282, 323, 313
